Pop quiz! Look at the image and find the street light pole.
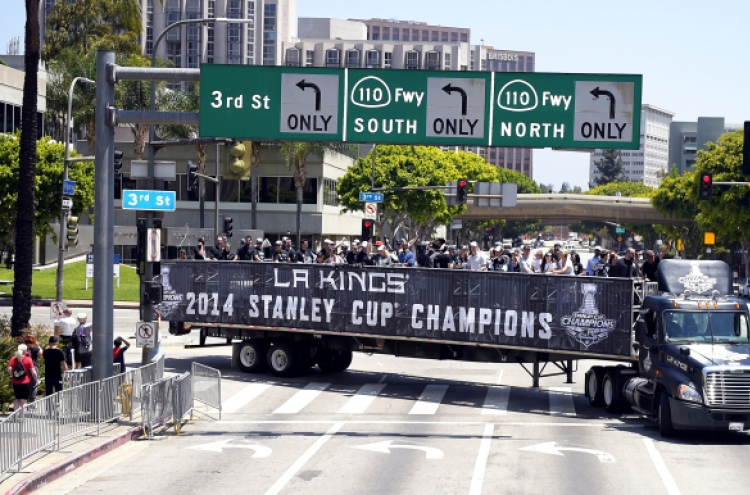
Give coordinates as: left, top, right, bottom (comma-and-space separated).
56, 77, 95, 303
142, 16, 252, 364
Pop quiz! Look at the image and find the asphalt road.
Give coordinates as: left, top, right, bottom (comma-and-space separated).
30, 334, 750, 495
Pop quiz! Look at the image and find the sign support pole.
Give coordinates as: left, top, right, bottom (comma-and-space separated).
92, 50, 115, 382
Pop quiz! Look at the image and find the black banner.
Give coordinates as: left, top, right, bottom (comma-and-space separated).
157, 262, 635, 358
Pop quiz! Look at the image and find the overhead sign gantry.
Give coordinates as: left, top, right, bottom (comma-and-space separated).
200, 65, 642, 149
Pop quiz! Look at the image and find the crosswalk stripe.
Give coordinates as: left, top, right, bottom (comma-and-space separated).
482, 371, 509, 416
409, 384, 449, 415
337, 383, 386, 414
548, 386, 576, 417
273, 382, 331, 414
222, 383, 271, 414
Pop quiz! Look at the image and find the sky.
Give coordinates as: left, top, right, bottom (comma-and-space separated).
2, 0, 749, 190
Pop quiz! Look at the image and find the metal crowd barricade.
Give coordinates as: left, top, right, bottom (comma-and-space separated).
172, 373, 193, 434
141, 376, 175, 439
99, 371, 133, 424
62, 364, 121, 389
58, 381, 99, 443
191, 362, 222, 419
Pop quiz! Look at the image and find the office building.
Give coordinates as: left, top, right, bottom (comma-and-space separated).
669, 117, 741, 174
0, 56, 46, 137
589, 104, 674, 187
351, 18, 470, 45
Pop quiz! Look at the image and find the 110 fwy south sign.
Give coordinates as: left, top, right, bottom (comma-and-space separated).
200, 65, 642, 149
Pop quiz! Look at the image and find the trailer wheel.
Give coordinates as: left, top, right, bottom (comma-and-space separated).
237, 340, 267, 373
658, 392, 676, 437
316, 350, 353, 373
267, 342, 301, 377
602, 372, 624, 413
586, 368, 604, 407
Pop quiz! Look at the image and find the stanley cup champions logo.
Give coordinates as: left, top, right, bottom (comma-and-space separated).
678, 262, 717, 294
155, 265, 182, 317
561, 283, 616, 348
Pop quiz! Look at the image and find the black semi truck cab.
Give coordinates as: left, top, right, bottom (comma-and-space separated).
585, 259, 750, 436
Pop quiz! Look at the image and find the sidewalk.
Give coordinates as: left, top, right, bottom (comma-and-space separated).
0, 299, 139, 309
0, 422, 142, 495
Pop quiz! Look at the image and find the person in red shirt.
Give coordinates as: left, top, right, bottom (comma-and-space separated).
7, 344, 37, 412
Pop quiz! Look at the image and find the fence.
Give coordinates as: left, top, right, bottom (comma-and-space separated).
172, 373, 193, 435
0, 357, 163, 475
62, 363, 122, 389
191, 362, 222, 419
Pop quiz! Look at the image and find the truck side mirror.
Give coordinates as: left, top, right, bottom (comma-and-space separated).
679, 346, 691, 356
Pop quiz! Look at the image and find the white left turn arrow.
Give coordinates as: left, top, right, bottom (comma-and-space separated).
188, 439, 271, 458
352, 440, 443, 459
519, 442, 615, 463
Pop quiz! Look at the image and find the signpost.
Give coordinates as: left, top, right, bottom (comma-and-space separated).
86, 254, 121, 289
62, 180, 76, 196
136, 321, 157, 348
200, 65, 642, 149
50, 301, 67, 320
121, 190, 176, 211
359, 192, 384, 203
364, 203, 378, 220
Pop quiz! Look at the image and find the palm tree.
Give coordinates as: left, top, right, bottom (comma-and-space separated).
279, 142, 358, 246
12, 0, 41, 336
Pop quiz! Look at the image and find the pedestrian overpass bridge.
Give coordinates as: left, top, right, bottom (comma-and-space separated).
460, 194, 689, 225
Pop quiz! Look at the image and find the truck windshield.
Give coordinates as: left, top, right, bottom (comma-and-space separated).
664, 311, 750, 344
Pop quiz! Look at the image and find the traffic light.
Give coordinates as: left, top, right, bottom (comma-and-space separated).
66, 215, 79, 249
187, 161, 198, 191
113, 149, 123, 181
361, 219, 374, 240
457, 179, 468, 204
144, 280, 163, 305
699, 172, 712, 200
743, 121, 750, 175
226, 141, 251, 180
223, 216, 233, 238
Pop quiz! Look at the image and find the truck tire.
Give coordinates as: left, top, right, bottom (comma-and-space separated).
586, 367, 604, 407
316, 350, 353, 373
237, 339, 267, 373
267, 341, 302, 377
602, 372, 625, 413
658, 392, 676, 437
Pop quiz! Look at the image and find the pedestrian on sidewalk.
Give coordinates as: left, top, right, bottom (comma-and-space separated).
72, 313, 93, 369
8, 344, 36, 412
54, 308, 77, 367
24, 333, 41, 402
113, 337, 131, 372
42, 336, 67, 395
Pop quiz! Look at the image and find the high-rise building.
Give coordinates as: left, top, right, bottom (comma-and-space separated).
351, 18, 470, 45
589, 104, 674, 188
669, 117, 741, 174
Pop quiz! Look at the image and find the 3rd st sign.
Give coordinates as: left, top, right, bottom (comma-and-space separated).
200, 65, 641, 149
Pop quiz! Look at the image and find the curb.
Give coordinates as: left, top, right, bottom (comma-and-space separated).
0, 300, 139, 309
6, 426, 143, 495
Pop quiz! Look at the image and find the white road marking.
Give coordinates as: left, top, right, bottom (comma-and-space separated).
217, 420, 643, 427
548, 386, 576, 417
482, 371, 509, 416
352, 440, 443, 459
263, 421, 344, 495
273, 382, 330, 414
409, 384, 449, 415
469, 423, 494, 495
643, 439, 682, 495
337, 384, 386, 414
221, 383, 270, 414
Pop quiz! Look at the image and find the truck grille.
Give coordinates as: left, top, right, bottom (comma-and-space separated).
705, 370, 750, 408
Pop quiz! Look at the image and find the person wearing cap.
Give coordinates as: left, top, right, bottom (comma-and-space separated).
532, 249, 544, 273
356, 241, 375, 265
519, 246, 532, 273
251, 239, 265, 262
586, 246, 603, 276
54, 308, 77, 367
72, 312, 93, 368
467, 241, 488, 270
396, 238, 415, 267
416, 242, 433, 268
433, 244, 453, 269
372, 244, 391, 267
272, 240, 290, 262
551, 249, 574, 275
42, 335, 67, 394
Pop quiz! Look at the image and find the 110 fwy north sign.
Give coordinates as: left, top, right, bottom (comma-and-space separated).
200, 65, 642, 149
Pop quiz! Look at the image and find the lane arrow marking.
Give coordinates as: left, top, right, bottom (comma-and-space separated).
589, 87, 616, 119
519, 441, 615, 463
442, 83, 468, 116
188, 439, 272, 458
352, 440, 443, 459
296, 79, 322, 111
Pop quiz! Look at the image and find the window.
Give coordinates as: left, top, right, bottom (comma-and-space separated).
382, 27, 390, 40
413, 29, 419, 41
425, 50, 440, 70
460, 33, 468, 42
392, 29, 399, 41
366, 49, 380, 68
263, 3, 276, 65
372, 26, 380, 40
260, 177, 318, 204
480, 59, 486, 71
286, 48, 300, 66
384, 52, 392, 68
323, 178, 339, 206
451, 32, 458, 42
444, 52, 451, 70
405, 50, 419, 70
167, 42, 182, 68
247, 0, 254, 16
326, 48, 341, 67
402, 29, 409, 41
306, 50, 314, 67
246, 26, 254, 64
346, 49, 361, 68
431, 31, 439, 41
263, 3, 276, 29
422, 30, 429, 41
441, 31, 448, 42
166, 10, 181, 41
187, 0, 201, 12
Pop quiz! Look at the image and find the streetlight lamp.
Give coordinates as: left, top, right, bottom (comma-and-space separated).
56, 76, 95, 302
141, 17, 253, 364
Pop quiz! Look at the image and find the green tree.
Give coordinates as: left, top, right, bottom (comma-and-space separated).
281, 142, 358, 246
13, 0, 41, 335
586, 181, 654, 198
593, 149, 625, 185
42, 0, 142, 61
651, 165, 702, 259
0, 134, 95, 256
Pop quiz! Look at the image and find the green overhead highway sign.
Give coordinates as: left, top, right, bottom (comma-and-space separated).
200, 65, 642, 149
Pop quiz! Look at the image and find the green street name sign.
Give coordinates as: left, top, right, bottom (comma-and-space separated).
200, 65, 642, 149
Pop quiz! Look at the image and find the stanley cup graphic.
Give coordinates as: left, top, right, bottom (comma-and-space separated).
578, 283, 599, 315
